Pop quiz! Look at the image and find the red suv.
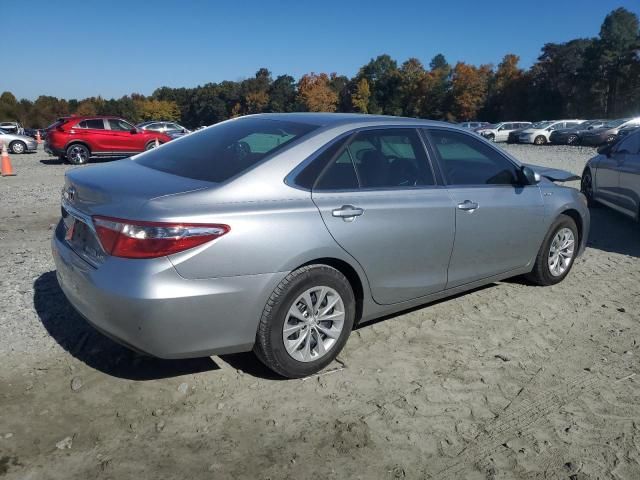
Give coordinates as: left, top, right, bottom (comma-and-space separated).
45, 116, 173, 164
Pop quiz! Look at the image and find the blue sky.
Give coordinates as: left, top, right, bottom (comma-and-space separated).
6, 0, 639, 100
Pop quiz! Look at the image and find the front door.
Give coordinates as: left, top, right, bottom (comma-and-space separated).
105, 118, 144, 154
425, 128, 546, 288
312, 128, 455, 305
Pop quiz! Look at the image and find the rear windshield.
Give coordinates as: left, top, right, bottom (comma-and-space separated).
135, 117, 318, 183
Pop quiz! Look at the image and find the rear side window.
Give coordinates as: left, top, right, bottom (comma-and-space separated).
77, 119, 105, 129
427, 129, 521, 186
315, 144, 359, 191
136, 117, 318, 183
348, 129, 434, 188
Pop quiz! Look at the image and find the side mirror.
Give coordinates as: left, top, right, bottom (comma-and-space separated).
521, 166, 540, 185
130, 128, 138, 134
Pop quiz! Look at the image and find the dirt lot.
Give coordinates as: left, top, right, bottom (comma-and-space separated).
1, 144, 639, 479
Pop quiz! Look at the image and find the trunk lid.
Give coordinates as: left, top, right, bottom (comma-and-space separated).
59, 159, 215, 266
63, 158, 214, 217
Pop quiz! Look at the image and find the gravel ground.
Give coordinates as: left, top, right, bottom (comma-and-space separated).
1, 144, 639, 479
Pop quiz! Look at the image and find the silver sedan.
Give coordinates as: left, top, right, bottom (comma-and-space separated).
52, 114, 590, 378
582, 129, 640, 221
0, 128, 38, 154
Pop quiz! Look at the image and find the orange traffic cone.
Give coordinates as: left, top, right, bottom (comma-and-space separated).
36, 130, 42, 144
154, 137, 160, 148
1, 141, 16, 177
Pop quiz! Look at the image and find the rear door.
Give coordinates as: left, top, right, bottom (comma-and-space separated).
311, 128, 455, 305
72, 119, 109, 152
105, 118, 145, 154
425, 128, 545, 287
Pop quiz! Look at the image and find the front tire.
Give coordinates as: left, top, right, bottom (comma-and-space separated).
486, 134, 495, 142
10, 141, 26, 154
534, 135, 546, 145
526, 214, 578, 286
254, 265, 355, 378
567, 134, 578, 145
66, 144, 90, 165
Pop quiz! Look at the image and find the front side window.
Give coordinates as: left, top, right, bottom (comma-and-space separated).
427, 129, 521, 186
347, 129, 434, 188
136, 117, 318, 183
108, 119, 133, 131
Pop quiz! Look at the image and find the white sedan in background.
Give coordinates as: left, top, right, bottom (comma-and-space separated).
477, 122, 532, 142
518, 120, 585, 145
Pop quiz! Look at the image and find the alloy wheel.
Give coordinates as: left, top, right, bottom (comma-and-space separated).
11, 142, 25, 154
548, 228, 575, 277
68, 145, 88, 164
282, 286, 345, 362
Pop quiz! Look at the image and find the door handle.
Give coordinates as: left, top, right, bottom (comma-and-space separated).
457, 200, 479, 212
332, 205, 364, 219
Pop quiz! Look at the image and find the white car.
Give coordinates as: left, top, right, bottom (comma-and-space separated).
518, 120, 585, 145
477, 122, 532, 142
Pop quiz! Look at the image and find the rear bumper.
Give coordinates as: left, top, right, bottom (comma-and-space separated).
52, 229, 287, 359
45, 143, 65, 157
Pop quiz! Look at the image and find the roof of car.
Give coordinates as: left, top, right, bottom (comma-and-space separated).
244, 112, 450, 128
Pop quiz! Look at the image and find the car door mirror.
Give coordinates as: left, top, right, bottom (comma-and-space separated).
130, 128, 138, 134
521, 166, 540, 185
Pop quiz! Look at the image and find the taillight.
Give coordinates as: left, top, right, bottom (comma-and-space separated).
93, 216, 229, 259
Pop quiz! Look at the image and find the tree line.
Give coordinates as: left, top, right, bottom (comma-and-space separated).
1, 7, 638, 129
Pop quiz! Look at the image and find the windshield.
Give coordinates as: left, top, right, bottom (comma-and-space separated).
135, 117, 318, 183
604, 119, 627, 128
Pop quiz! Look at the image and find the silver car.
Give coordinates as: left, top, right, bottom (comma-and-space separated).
0, 128, 38, 154
477, 122, 532, 142
52, 114, 590, 378
582, 129, 640, 221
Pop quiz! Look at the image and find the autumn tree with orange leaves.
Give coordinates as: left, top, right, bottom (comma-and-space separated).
449, 62, 493, 121
297, 73, 338, 112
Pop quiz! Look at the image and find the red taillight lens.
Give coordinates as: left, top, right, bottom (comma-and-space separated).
93, 216, 229, 259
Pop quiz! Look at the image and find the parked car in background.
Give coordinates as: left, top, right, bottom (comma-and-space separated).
549, 120, 607, 145
52, 113, 589, 378
457, 121, 491, 130
0, 128, 38, 154
137, 121, 191, 139
477, 122, 532, 142
581, 118, 640, 146
507, 121, 547, 143
581, 129, 640, 221
23, 128, 47, 140
45, 116, 172, 164
616, 124, 640, 140
518, 120, 585, 145
0, 121, 24, 135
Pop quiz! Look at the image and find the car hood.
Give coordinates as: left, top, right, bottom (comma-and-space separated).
524, 164, 580, 183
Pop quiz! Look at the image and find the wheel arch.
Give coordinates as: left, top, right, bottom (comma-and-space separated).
296, 257, 365, 324
64, 140, 92, 153
559, 209, 583, 244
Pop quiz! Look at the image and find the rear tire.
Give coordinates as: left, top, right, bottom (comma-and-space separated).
9, 141, 26, 154
567, 134, 578, 145
534, 135, 546, 145
254, 265, 355, 379
66, 144, 90, 165
526, 214, 578, 286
